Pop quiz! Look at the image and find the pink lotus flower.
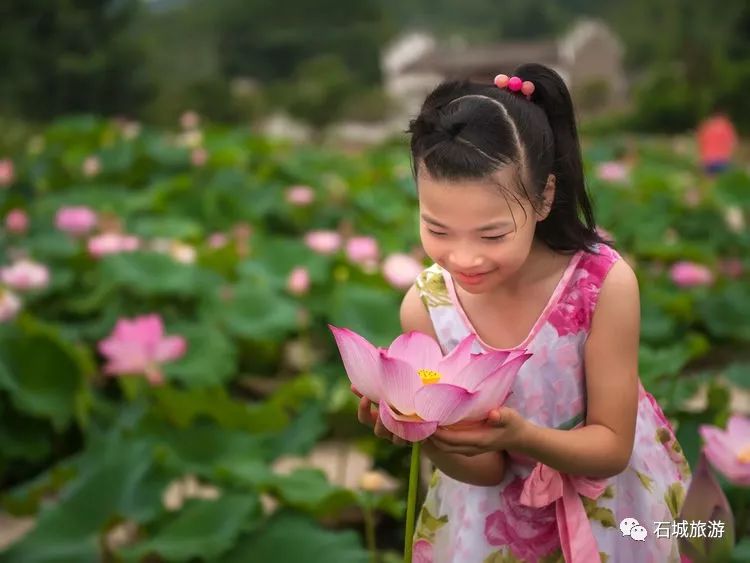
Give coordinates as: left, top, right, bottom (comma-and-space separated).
180, 110, 200, 130
724, 206, 745, 233
82, 156, 101, 177
98, 314, 187, 386
699, 414, 750, 486
596, 161, 628, 182
0, 159, 14, 187
5, 209, 28, 234
382, 253, 423, 290
191, 148, 208, 167
304, 230, 341, 255
285, 185, 315, 206
719, 258, 743, 279
678, 452, 735, 562
287, 266, 310, 295
346, 236, 379, 266
683, 188, 702, 208
670, 261, 714, 288
329, 326, 530, 442
56, 206, 98, 236
1, 259, 50, 291
0, 288, 21, 322
207, 232, 228, 249
88, 233, 140, 258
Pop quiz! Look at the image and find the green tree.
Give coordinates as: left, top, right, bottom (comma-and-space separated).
212, 0, 394, 86
0, 0, 154, 119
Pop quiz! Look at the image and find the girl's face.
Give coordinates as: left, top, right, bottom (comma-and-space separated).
417, 166, 552, 294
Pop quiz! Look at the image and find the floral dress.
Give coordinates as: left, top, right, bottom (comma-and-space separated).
412, 243, 691, 563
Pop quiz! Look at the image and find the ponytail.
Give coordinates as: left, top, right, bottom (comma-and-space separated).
513, 63, 604, 251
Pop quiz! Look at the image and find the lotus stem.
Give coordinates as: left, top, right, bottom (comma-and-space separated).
404, 440, 421, 562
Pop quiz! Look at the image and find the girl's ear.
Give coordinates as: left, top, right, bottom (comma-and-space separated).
536, 174, 556, 221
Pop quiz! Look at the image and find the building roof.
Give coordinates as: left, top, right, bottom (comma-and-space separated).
401, 40, 560, 82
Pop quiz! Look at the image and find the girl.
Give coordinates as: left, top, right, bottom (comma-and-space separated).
356, 63, 691, 562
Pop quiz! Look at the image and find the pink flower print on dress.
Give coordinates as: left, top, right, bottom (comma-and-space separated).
412, 539, 433, 563
547, 288, 587, 337
484, 477, 560, 562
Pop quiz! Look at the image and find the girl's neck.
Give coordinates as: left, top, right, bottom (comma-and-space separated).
480, 239, 567, 301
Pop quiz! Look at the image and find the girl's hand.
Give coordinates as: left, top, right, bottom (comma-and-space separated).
429, 407, 531, 457
352, 385, 408, 446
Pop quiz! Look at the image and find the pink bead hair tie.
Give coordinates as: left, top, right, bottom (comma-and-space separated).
494, 74, 535, 99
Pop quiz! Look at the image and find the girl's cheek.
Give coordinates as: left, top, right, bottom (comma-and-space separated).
420, 241, 440, 263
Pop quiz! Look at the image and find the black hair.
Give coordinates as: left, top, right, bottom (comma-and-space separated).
407, 63, 608, 253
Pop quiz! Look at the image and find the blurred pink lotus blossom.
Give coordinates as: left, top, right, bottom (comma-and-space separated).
719, 258, 743, 279
285, 185, 315, 206
287, 266, 310, 295
1, 259, 49, 291
345, 236, 379, 266
82, 156, 101, 177
56, 206, 98, 236
170, 241, 196, 264
191, 148, 208, 167
724, 206, 745, 233
682, 188, 702, 208
116, 118, 141, 140
595, 161, 628, 182
5, 209, 28, 234
180, 110, 200, 130
678, 451, 735, 561
88, 233, 140, 258
98, 314, 187, 386
149, 239, 196, 264
382, 253, 423, 290
0, 159, 14, 187
0, 289, 21, 322
669, 261, 714, 288
207, 232, 228, 249
699, 414, 750, 486
304, 230, 341, 255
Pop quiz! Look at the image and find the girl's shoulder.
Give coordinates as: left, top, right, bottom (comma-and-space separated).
575, 242, 622, 286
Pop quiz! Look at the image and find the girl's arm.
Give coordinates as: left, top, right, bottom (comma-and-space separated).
401, 284, 506, 487
514, 260, 640, 478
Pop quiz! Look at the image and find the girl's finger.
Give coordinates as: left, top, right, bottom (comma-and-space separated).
430, 437, 484, 456
373, 417, 393, 440
357, 397, 375, 427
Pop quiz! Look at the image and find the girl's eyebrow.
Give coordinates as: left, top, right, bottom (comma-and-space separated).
421, 213, 512, 232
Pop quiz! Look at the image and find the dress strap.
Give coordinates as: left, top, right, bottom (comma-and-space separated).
553, 243, 622, 337
415, 265, 470, 354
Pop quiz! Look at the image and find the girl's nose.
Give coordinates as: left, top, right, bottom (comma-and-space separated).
448, 250, 483, 270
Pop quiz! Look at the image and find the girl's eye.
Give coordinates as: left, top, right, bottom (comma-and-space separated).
427, 229, 447, 237
482, 234, 507, 241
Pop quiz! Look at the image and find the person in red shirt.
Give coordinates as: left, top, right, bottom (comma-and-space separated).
697, 111, 738, 176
